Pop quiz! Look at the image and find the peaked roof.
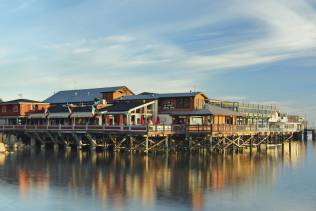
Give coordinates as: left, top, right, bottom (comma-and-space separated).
1, 99, 44, 104
120, 92, 207, 101
44, 86, 126, 104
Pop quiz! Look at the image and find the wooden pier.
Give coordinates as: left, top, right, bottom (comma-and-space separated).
0, 123, 305, 153
304, 128, 316, 141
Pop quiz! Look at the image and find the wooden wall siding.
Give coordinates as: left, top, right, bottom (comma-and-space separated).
159, 98, 180, 112
194, 93, 206, 110
0, 104, 19, 116
103, 87, 134, 103
213, 115, 240, 125
158, 96, 205, 113
21, 104, 49, 116
0, 103, 49, 117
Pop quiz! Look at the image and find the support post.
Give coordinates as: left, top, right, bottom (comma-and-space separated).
165, 136, 169, 151
250, 136, 253, 154
72, 133, 83, 150
86, 133, 97, 151
304, 130, 308, 142
30, 136, 37, 147
145, 135, 149, 153
54, 143, 59, 151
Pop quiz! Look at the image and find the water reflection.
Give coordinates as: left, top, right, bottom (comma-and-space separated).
0, 141, 308, 210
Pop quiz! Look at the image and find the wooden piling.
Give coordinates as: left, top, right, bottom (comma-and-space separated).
304, 129, 308, 142
145, 135, 149, 153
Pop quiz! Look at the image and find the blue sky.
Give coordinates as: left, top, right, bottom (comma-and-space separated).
0, 0, 316, 125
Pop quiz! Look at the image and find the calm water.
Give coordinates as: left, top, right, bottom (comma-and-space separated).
0, 139, 316, 211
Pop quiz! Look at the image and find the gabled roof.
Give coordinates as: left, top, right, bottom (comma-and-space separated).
1, 99, 44, 104
120, 92, 207, 101
44, 86, 127, 104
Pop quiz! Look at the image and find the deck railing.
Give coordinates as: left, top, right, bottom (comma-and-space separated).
0, 124, 148, 133
0, 124, 302, 134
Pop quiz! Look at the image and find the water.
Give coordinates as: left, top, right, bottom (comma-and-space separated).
0, 140, 316, 211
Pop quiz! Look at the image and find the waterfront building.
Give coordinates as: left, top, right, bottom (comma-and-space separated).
70, 106, 97, 125
269, 112, 305, 132
99, 100, 158, 126
206, 99, 277, 131
169, 104, 245, 133
44, 86, 134, 106
46, 105, 72, 125
0, 99, 49, 125
120, 91, 208, 124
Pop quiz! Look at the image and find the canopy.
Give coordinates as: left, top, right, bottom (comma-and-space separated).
70, 112, 94, 118
48, 112, 70, 119
29, 113, 47, 119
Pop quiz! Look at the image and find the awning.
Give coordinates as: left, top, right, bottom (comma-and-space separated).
71, 112, 94, 118
169, 109, 212, 116
48, 112, 70, 118
29, 113, 47, 119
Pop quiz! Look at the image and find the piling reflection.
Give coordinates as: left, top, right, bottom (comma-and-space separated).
0, 141, 307, 210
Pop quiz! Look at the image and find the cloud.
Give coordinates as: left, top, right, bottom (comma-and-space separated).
0, 0, 315, 122
146, 0, 316, 72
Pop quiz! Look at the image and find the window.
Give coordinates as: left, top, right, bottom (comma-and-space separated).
176, 98, 190, 109
2, 105, 6, 113
13, 105, 18, 112
161, 99, 175, 110
190, 116, 203, 125
225, 116, 233, 125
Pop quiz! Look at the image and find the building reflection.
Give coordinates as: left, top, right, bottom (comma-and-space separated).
0, 141, 307, 210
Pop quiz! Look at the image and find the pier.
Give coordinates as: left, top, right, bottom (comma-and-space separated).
304, 128, 316, 141
0, 86, 307, 153
0, 123, 304, 153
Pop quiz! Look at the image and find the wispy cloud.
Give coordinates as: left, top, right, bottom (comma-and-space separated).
0, 0, 315, 122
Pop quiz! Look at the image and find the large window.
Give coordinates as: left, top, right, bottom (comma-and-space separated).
176, 98, 190, 109
160, 99, 175, 110
190, 116, 203, 125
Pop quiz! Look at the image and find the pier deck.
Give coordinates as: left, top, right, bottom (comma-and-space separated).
0, 124, 305, 153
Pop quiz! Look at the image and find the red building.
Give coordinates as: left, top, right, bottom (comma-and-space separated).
0, 99, 49, 125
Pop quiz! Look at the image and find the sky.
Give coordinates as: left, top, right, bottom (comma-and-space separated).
0, 0, 315, 125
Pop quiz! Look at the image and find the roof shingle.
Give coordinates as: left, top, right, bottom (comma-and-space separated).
44, 86, 125, 104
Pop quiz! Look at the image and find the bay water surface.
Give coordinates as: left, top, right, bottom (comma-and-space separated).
0, 138, 315, 211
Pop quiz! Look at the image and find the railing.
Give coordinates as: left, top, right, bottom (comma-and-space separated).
0, 124, 304, 134
0, 124, 147, 133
